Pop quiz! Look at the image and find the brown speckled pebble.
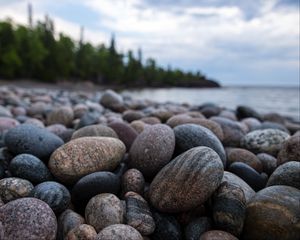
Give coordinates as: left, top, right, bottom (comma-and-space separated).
277, 135, 300, 165
0, 197, 57, 240
0, 177, 34, 203
95, 224, 143, 240
66, 224, 97, 240
48, 137, 126, 184
85, 193, 124, 232
57, 209, 85, 240
149, 146, 223, 212
200, 230, 238, 240
47, 106, 74, 126
122, 168, 145, 195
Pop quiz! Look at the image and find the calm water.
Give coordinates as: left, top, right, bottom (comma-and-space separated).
122, 86, 300, 121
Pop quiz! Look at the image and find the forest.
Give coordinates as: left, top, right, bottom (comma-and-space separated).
0, 17, 219, 88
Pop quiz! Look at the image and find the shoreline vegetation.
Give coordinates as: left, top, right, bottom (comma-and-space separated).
0, 17, 220, 88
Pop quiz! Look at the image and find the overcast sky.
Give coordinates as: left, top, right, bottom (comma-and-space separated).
1, 0, 299, 86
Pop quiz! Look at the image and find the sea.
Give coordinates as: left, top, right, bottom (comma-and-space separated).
122, 86, 300, 122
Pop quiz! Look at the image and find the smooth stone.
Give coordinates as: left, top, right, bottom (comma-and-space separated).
200, 105, 222, 118
9, 153, 52, 183
125, 191, 155, 235
30, 181, 71, 214
130, 120, 148, 133
267, 161, 300, 189
48, 137, 125, 184
0, 197, 57, 240
0, 105, 12, 117
241, 129, 290, 156
212, 182, 246, 237
149, 146, 223, 212
85, 193, 124, 232
129, 124, 175, 179
228, 162, 266, 191
257, 153, 277, 175
226, 148, 263, 173
57, 209, 85, 240
277, 135, 300, 165
236, 105, 262, 120
46, 124, 67, 136
0, 117, 19, 133
256, 121, 289, 133
122, 110, 145, 122
222, 171, 255, 203
242, 185, 300, 240
4, 124, 64, 159
285, 121, 300, 134
211, 117, 246, 147
140, 116, 161, 124
200, 230, 238, 240
174, 124, 226, 166
121, 168, 145, 195
263, 112, 285, 124
151, 211, 182, 240
150, 108, 174, 122
27, 102, 50, 117
184, 217, 211, 240
0, 177, 34, 203
11, 106, 26, 116
72, 171, 120, 209
71, 124, 118, 140
66, 224, 97, 240
108, 121, 138, 150
73, 104, 89, 119
57, 128, 75, 143
24, 117, 45, 128
95, 224, 143, 240
47, 106, 74, 126
241, 118, 261, 132
100, 90, 124, 110
76, 112, 100, 129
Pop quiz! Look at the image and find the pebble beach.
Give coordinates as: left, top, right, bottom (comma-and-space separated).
0, 85, 299, 240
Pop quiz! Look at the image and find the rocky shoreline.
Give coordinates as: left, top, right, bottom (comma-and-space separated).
0, 85, 299, 240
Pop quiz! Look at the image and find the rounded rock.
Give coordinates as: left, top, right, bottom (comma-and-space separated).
243, 185, 300, 240
30, 181, 71, 214
267, 161, 300, 189
71, 124, 118, 140
9, 153, 52, 183
277, 135, 300, 165
85, 193, 124, 232
121, 168, 145, 195
241, 129, 290, 156
66, 224, 97, 240
129, 124, 175, 179
0, 177, 34, 203
4, 124, 64, 159
72, 171, 120, 209
184, 217, 211, 240
95, 224, 143, 240
47, 106, 74, 126
0, 197, 57, 240
100, 90, 124, 111
48, 137, 125, 184
0, 117, 19, 133
257, 153, 277, 175
149, 146, 224, 212
174, 124, 226, 165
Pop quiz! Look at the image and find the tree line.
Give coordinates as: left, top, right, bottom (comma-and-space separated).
0, 17, 219, 87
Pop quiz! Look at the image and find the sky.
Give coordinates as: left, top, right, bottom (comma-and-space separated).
0, 0, 299, 86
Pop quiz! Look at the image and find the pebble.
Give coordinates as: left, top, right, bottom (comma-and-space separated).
184, 217, 212, 240
72, 171, 120, 209
121, 168, 145, 195
122, 110, 145, 122
277, 135, 300, 165
4, 123, 64, 159
76, 111, 100, 129
243, 185, 300, 240
30, 181, 71, 214
0, 177, 34, 203
66, 224, 97, 240
0, 117, 19, 132
100, 90, 124, 111
71, 124, 118, 139
95, 224, 143, 240
149, 146, 223, 212
200, 230, 238, 240
267, 161, 300, 189
85, 193, 124, 232
0, 197, 57, 240
129, 124, 175, 179
9, 153, 52, 183
48, 137, 125, 184
241, 129, 290, 156
228, 162, 266, 191
125, 191, 155, 235
57, 209, 85, 240
174, 124, 226, 166
46, 123, 67, 136
47, 106, 74, 126
108, 121, 138, 150
226, 148, 263, 172
236, 105, 262, 120
256, 153, 277, 175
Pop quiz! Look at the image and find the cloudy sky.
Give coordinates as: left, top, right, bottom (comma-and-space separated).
1, 0, 299, 86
